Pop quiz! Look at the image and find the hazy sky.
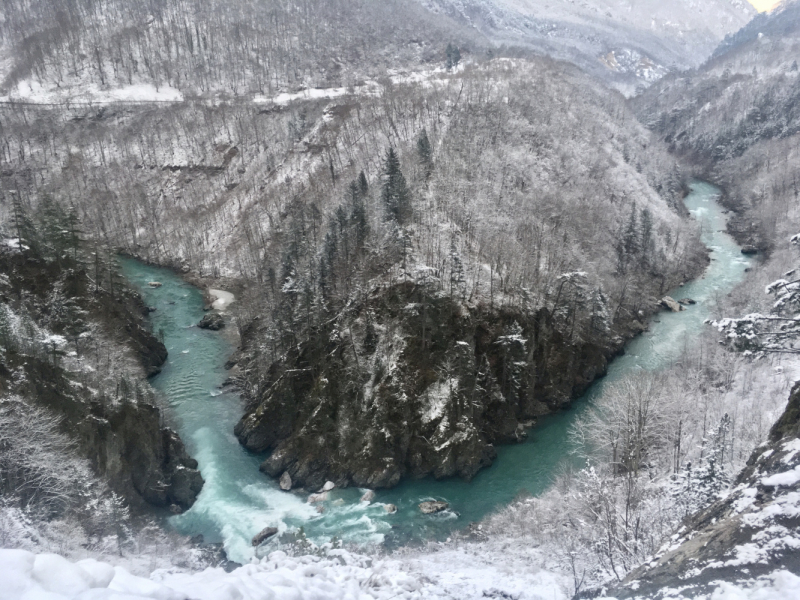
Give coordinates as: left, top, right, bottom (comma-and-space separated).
749, 0, 779, 11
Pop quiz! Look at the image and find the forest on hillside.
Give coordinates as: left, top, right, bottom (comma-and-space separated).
2, 1, 800, 599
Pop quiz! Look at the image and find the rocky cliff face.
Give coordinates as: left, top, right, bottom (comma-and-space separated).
605, 382, 800, 599
234, 282, 634, 492
0, 248, 202, 511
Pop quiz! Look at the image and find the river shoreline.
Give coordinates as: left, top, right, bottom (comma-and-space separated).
118, 181, 744, 561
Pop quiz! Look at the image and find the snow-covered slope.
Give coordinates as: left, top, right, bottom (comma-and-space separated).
604, 382, 800, 599
0, 545, 572, 600
418, 0, 755, 91
3, 540, 800, 600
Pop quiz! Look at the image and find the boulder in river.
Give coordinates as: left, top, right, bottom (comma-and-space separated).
678, 298, 697, 306
741, 246, 759, 255
198, 313, 225, 330
279, 471, 292, 491
419, 500, 449, 514
308, 492, 328, 503
384, 503, 398, 514
660, 296, 685, 312
320, 481, 335, 492
148, 281, 163, 288
360, 490, 376, 503
251, 527, 278, 547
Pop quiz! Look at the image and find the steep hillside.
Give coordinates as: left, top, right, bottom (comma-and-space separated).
0, 202, 203, 516
0, 0, 753, 102
0, 0, 483, 101
605, 381, 800, 599
632, 0, 800, 252
418, 0, 754, 91
0, 55, 706, 491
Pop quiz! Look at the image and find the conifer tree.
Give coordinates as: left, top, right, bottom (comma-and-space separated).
417, 129, 434, 179
639, 207, 653, 267
449, 235, 465, 299
349, 180, 368, 250
381, 148, 412, 225
10, 191, 38, 256
445, 43, 461, 71
623, 202, 639, 259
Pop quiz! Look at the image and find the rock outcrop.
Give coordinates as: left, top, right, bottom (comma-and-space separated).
605, 382, 800, 598
235, 283, 632, 491
0, 249, 202, 511
198, 313, 225, 330
419, 501, 449, 514
659, 296, 684, 312
251, 527, 278, 546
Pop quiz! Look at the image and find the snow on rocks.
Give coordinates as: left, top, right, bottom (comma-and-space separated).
761, 465, 800, 487
209, 289, 235, 311
0, 549, 184, 600
419, 501, 449, 514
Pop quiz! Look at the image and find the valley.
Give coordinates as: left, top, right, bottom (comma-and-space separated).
2, 0, 800, 599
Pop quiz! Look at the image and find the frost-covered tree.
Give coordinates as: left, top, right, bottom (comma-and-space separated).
573, 372, 670, 476
672, 414, 732, 516
711, 233, 800, 355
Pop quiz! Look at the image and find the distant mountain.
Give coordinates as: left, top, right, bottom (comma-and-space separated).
0, 0, 484, 100
632, 0, 800, 171
0, 0, 755, 102
418, 0, 755, 91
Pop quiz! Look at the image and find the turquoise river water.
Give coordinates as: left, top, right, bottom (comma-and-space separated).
120, 181, 752, 563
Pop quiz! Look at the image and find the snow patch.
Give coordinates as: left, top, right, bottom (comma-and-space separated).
761, 466, 800, 487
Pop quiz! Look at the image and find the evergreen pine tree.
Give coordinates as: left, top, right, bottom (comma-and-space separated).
449, 235, 465, 299
349, 180, 368, 250
363, 313, 378, 355
358, 171, 369, 197
10, 191, 38, 256
622, 202, 639, 263
381, 148, 412, 225
417, 129, 434, 179
639, 207, 653, 268
445, 43, 461, 71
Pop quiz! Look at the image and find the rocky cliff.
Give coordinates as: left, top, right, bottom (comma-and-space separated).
604, 382, 800, 598
0, 245, 202, 511
234, 281, 646, 492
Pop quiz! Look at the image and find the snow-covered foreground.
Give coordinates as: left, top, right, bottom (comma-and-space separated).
0, 545, 569, 600
2, 544, 799, 600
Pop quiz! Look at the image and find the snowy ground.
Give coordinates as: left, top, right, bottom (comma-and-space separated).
209, 289, 235, 311
0, 545, 569, 600
1, 81, 183, 104
2, 541, 799, 600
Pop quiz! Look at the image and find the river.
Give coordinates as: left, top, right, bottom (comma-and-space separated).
119, 180, 753, 564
